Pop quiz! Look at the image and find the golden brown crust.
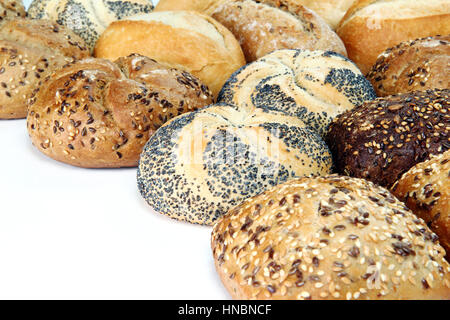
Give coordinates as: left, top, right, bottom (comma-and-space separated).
94, 11, 246, 98
336, 0, 450, 74
155, 0, 225, 13
367, 35, 450, 97
27, 55, 213, 168
211, 0, 347, 62
293, 0, 357, 29
212, 175, 450, 300
0, 0, 26, 22
0, 18, 89, 119
392, 150, 450, 260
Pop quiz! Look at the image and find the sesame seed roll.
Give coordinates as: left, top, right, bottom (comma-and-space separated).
211, 175, 450, 300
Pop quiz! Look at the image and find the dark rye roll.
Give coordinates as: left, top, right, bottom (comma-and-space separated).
212, 175, 450, 300
326, 89, 450, 188
367, 35, 450, 97
27, 54, 213, 168
392, 150, 450, 259
218, 49, 376, 137
137, 103, 333, 225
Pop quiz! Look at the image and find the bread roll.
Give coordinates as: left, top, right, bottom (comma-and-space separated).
0, 19, 89, 119
212, 175, 450, 300
392, 150, 450, 259
155, 0, 357, 30
210, 0, 347, 62
336, 0, 450, 74
0, 0, 26, 21
155, 0, 224, 13
218, 49, 376, 137
137, 104, 333, 225
326, 89, 449, 188
28, 0, 154, 51
27, 54, 213, 168
367, 35, 450, 97
94, 11, 246, 97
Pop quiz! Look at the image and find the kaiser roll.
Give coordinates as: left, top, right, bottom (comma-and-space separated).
209, 0, 347, 62
27, 54, 213, 168
218, 49, 376, 137
392, 150, 450, 259
94, 10, 246, 97
0, 18, 89, 119
326, 89, 450, 188
212, 175, 450, 300
137, 104, 333, 225
336, 0, 450, 74
367, 35, 450, 97
28, 0, 154, 51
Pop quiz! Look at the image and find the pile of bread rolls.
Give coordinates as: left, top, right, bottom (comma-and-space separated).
1, 0, 449, 300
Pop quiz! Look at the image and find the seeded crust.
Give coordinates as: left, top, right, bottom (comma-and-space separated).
0, 18, 89, 119
392, 150, 450, 260
218, 49, 376, 137
27, 54, 213, 168
326, 89, 450, 188
94, 11, 246, 98
137, 104, 333, 225
367, 35, 450, 97
210, 0, 347, 62
28, 0, 155, 52
211, 175, 450, 300
336, 0, 450, 74
0, 0, 26, 22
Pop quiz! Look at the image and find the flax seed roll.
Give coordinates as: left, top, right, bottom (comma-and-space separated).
27, 54, 213, 168
212, 175, 450, 300
0, 18, 89, 119
367, 35, 450, 97
392, 150, 450, 259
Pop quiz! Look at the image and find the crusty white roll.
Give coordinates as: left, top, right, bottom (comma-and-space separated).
336, 0, 450, 74
392, 150, 450, 259
212, 175, 450, 300
367, 35, 450, 97
137, 104, 333, 225
94, 10, 246, 97
218, 49, 376, 137
28, 0, 154, 51
209, 0, 347, 62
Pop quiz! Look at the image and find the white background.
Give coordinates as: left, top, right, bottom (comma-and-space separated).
0, 0, 229, 300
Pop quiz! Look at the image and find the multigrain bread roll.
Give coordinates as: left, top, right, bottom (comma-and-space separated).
0, 0, 26, 21
209, 0, 347, 62
27, 54, 213, 168
326, 89, 450, 188
137, 104, 333, 225
367, 35, 450, 97
211, 175, 450, 300
218, 49, 376, 137
336, 0, 450, 74
94, 11, 246, 97
392, 150, 450, 259
28, 0, 154, 51
0, 19, 89, 119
